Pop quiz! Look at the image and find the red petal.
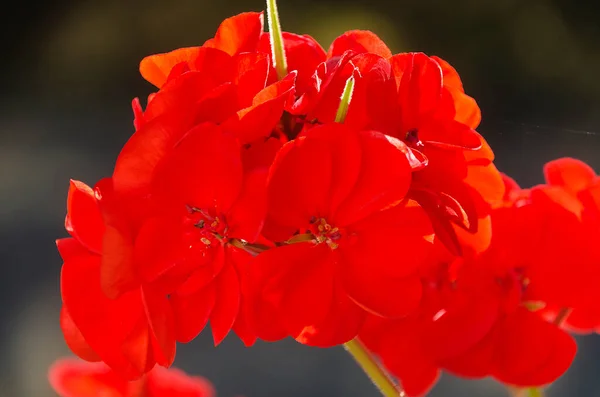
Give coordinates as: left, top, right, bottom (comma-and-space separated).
391, 53, 443, 131
439, 328, 496, 378
209, 257, 241, 345
431, 56, 463, 92
419, 119, 482, 151
411, 190, 463, 256
140, 47, 202, 88
146, 366, 216, 397
205, 12, 264, 56
226, 169, 268, 243
229, 247, 258, 346
143, 68, 233, 124
61, 251, 149, 379
344, 54, 399, 134
120, 316, 154, 376
360, 318, 440, 397
342, 271, 422, 319
152, 123, 243, 214
48, 358, 128, 397
333, 131, 412, 226
134, 216, 184, 283
421, 292, 500, 362
246, 243, 333, 341
191, 83, 241, 126
242, 136, 283, 172
301, 52, 356, 123
233, 52, 269, 108
142, 286, 176, 368
492, 309, 576, 387
60, 307, 100, 362
443, 87, 481, 129
280, 244, 335, 339
295, 280, 365, 347
65, 180, 105, 254
174, 244, 226, 295
227, 72, 296, 144
113, 114, 189, 198
101, 225, 137, 299
171, 283, 216, 343
544, 157, 596, 193
345, 203, 433, 279
328, 30, 393, 59
258, 32, 327, 95
266, 132, 333, 229
302, 123, 363, 216
244, 287, 287, 343
132, 98, 145, 130
339, 205, 431, 318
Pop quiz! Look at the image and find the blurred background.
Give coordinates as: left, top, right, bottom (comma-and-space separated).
1, 0, 600, 396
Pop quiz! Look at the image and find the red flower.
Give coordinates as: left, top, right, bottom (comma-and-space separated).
271, 30, 504, 255
246, 123, 434, 346
522, 158, 600, 332
60, 120, 274, 377
134, 123, 267, 347
59, 180, 174, 379
359, 174, 578, 396
49, 358, 214, 397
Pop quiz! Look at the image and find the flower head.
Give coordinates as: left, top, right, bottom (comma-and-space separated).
246, 123, 434, 346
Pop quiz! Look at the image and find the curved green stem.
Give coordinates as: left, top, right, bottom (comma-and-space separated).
344, 338, 403, 397
266, 0, 288, 80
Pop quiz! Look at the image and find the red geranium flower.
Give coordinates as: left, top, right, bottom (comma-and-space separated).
360, 187, 577, 396
133, 123, 268, 347
58, 8, 308, 376
267, 30, 504, 255
59, 180, 174, 379
519, 158, 600, 333
49, 358, 214, 397
60, 121, 274, 378
246, 123, 434, 346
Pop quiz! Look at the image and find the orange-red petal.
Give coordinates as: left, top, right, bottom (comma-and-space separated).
66, 180, 105, 254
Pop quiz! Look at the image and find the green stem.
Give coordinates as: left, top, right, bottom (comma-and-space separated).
343, 338, 403, 397
335, 75, 356, 123
510, 388, 544, 397
266, 0, 288, 80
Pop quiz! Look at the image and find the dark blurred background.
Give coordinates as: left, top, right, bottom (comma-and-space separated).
1, 0, 599, 396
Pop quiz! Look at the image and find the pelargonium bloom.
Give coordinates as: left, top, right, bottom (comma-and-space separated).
267, 31, 504, 255
59, 180, 170, 379
133, 123, 268, 347
517, 158, 600, 332
58, 11, 298, 378
49, 358, 214, 397
246, 123, 434, 346
359, 173, 578, 396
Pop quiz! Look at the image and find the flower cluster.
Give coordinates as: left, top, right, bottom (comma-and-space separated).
56, 7, 600, 397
